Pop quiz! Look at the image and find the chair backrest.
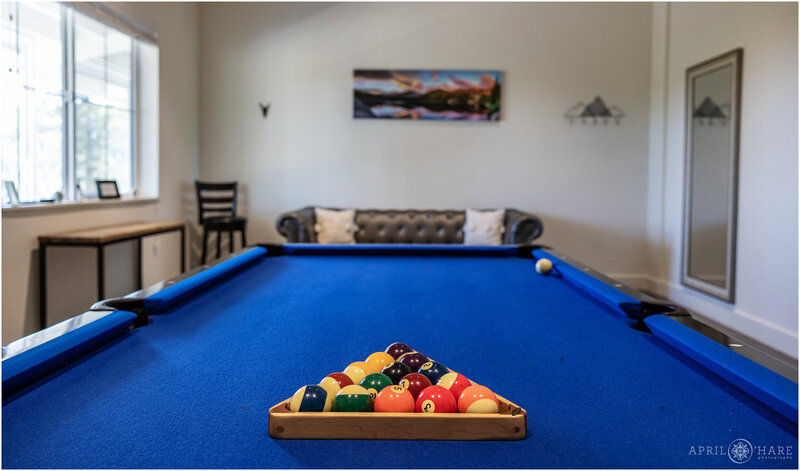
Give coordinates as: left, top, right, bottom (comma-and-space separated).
195, 181, 238, 224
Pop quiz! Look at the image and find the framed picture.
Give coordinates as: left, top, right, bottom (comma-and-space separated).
96, 180, 120, 199
3, 180, 19, 205
354, 69, 502, 121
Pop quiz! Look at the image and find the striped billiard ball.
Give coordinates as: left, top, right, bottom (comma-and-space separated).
458, 385, 499, 413
289, 385, 331, 412
335, 385, 374, 412
417, 361, 449, 384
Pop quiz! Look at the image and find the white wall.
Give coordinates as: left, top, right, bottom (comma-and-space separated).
646, 2, 798, 358
198, 2, 654, 279
1, 2, 200, 344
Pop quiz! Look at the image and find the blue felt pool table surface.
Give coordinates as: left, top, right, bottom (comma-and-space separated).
2, 245, 797, 468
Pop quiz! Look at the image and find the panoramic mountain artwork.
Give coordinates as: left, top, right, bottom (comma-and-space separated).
354, 69, 502, 121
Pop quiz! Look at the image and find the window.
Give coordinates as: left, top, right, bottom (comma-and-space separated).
2, 2, 149, 204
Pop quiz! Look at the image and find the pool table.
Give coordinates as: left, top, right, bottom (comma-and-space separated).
2, 244, 797, 468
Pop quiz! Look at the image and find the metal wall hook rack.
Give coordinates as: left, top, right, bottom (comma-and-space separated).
565, 96, 624, 125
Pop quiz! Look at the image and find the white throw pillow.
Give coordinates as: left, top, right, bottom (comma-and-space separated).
314, 208, 358, 244
462, 209, 505, 246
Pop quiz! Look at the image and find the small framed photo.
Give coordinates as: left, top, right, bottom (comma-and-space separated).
96, 180, 120, 199
3, 180, 19, 205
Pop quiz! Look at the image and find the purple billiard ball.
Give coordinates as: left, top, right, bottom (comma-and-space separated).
398, 352, 429, 372
385, 342, 414, 360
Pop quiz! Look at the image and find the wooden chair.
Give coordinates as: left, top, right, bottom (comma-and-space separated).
195, 181, 247, 264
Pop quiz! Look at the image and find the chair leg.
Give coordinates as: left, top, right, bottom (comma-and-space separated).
241, 229, 246, 248
229, 231, 234, 253
216, 231, 221, 260
201, 228, 209, 265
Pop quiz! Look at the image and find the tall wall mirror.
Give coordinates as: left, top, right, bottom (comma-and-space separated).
682, 49, 742, 302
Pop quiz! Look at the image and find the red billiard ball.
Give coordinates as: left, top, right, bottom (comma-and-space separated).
437, 372, 472, 400
374, 385, 415, 413
385, 342, 414, 360
398, 352, 428, 372
415, 385, 457, 413
398, 373, 432, 401
325, 372, 353, 389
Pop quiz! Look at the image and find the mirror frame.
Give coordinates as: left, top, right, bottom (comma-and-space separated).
681, 48, 743, 303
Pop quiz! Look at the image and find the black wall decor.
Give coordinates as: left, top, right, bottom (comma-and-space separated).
259, 102, 270, 118
693, 97, 729, 125
565, 96, 624, 124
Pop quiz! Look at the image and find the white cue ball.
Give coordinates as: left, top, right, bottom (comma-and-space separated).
535, 258, 553, 275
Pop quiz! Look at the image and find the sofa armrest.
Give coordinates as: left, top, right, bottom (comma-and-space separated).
276, 207, 317, 242
504, 208, 544, 244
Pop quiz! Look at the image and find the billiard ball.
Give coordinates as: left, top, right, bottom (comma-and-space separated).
535, 258, 553, 275
380, 361, 412, 384
398, 373, 432, 401
374, 385, 415, 413
385, 342, 414, 360
334, 385, 374, 412
437, 372, 472, 400
415, 385, 457, 413
458, 385, 499, 413
359, 373, 394, 400
365, 352, 395, 374
289, 385, 332, 412
344, 361, 369, 385
325, 372, 353, 389
398, 352, 429, 372
417, 361, 449, 384
318, 376, 343, 400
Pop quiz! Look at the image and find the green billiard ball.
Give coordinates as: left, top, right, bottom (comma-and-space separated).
334, 385, 374, 412
360, 373, 394, 400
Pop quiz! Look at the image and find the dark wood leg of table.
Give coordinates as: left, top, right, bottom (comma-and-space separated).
39, 242, 47, 330
216, 231, 221, 260
97, 245, 105, 301
229, 231, 234, 253
180, 226, 186, 272
137, 237, 143, 290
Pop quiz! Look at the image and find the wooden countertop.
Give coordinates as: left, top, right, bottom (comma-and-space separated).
39, 221, 185, 245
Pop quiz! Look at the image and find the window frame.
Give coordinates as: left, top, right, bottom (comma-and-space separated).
3, 2, 152, 204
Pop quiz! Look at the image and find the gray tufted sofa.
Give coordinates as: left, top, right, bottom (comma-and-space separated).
276, 207, 543, 244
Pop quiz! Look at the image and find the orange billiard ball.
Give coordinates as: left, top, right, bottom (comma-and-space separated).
458, 385, 499, 413
374, 385, 415, 413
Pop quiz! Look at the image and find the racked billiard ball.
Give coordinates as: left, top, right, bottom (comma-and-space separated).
398, 373, 432, 401
344, 361, 369, 385
415, 385, 457, 413
335, 385, 374, 412
437, 372, 472, 401
289, 385, 332, 412
325, 372, 353, 389
385, 342, 414, 360
374, 385, 415, 413
398, 352, 429, 372
381, 361, 412, 384
458, 385, 499, 413
365, 351, 395, 374
360, 373, 393, 400
318, 376, 343, 399
417, 361, 449, 384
